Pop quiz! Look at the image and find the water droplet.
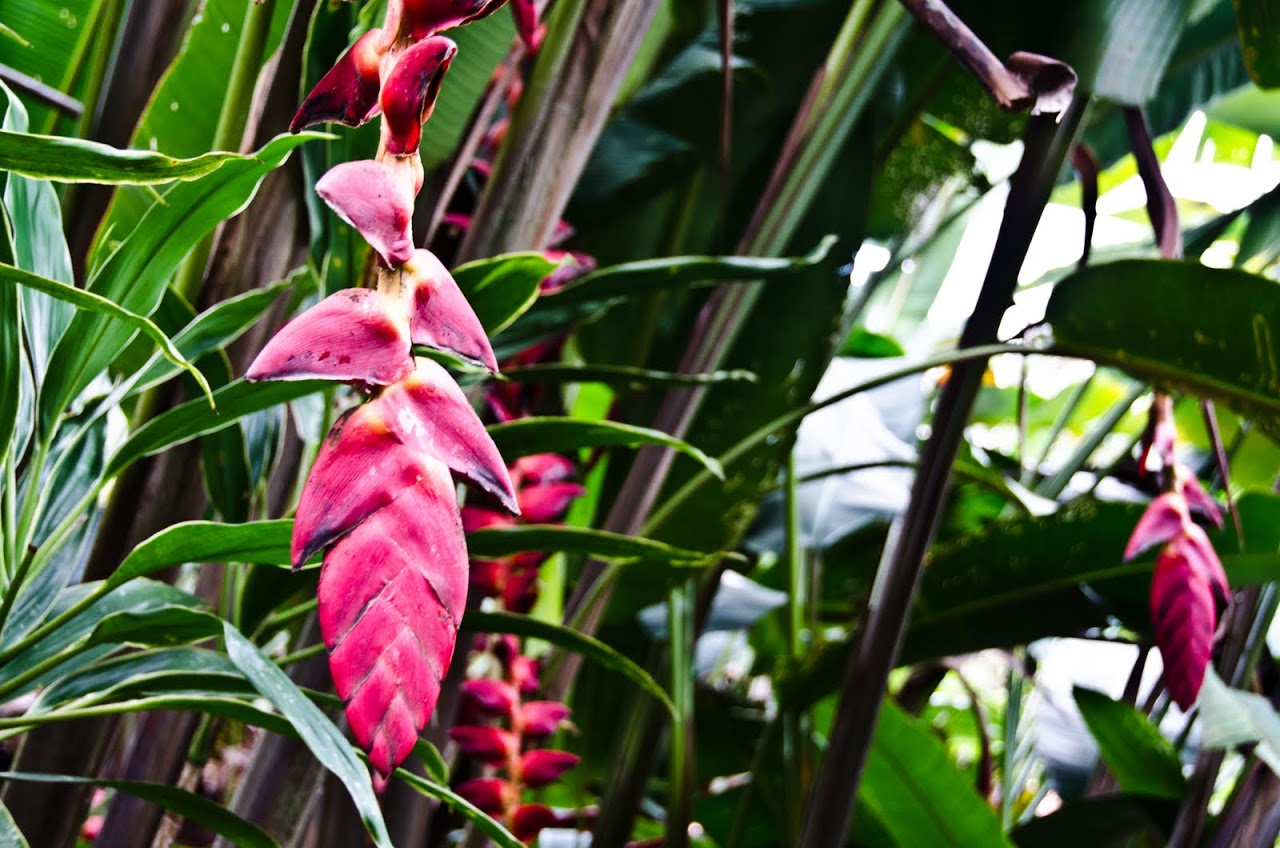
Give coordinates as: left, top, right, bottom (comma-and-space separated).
170, 101, 179, 111
58, 7, 69, 19
221, 22, 231, 33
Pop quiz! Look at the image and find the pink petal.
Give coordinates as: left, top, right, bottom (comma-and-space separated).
461, 506, 515, 533
291, 29, 385, 132
402, 249, 498, 371
469, 558, 509, 598
512, 804, 557, 842
389, 0, 509, 40
246, 288, 412, 385
517, 482, 585, 524
319, 459, 467, 777
512, 453, 576, 485
518, 749, 579, 788
291, 403, 431, 567
1151, 544, 1218, 710
1123, 492, 1190, 561
449, 725, 518, 764
316, 160, 417, 267
380, 36, 457, 156
454, 777, 513, 815
510, 0, 545, 51
1176, 524, 1230, 606
519, 701, 571, 738
378, 358, 518, 511
1179, 475, 1224, 529
461, 679, 519, 715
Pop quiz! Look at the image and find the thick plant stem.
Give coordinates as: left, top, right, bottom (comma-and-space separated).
796, 97, 1086, 848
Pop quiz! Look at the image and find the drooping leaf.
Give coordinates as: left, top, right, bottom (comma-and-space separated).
222, 622, 392, 846
319, 461, 467, 779
40, 132, 320, 434
0, 261, 211, 403
109, 520, 293, 589
28, 647, 250, 714
105, 379, 329, 480
393, 769, 523, 848
0, 130, 260, 184
0, 800, 28, 848
0, 773, 277, 848
858, 700, 1013, 847
466, 524, 726, 565
487, 417, 723, 478
1072, 687, 1186, 800
500, 363, 758, 388
1044, 260, 1280, 436
462, 610, 677, 718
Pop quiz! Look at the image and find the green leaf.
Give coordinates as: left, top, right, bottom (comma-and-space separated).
501, 363, 758, 388
413, 739, 449, 785
110, 520, 293, 589
467, 524, 727, 565
452, 252, 557, 334
0, 129, 255, 184
1199, 666, 1280, 775
105, 379, 329, 480
0, 773, 277, 848
29, 647, 248, 713
1234, 0, 1280, 88
393, 770, 523, 848
487, 417, 723, 478
1045, 260, 1280, 437
839, 328, 906, 359
1059, 0, 1193, 104
778, 492, 1280, 708
0, 0, 96, 130
128, 276, 293, 396
0, 800, 28, 848
88, 605, 223, 648
0, 261, 212, 405
1073, 687, 1186, 799
222, 622, 392, 848
0, 778, 279, 848
463, 610, 677, 719
858, 700, 1013, 847
40, 132, 320, 434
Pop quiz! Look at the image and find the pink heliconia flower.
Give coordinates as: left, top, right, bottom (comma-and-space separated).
512, 453, 576, 485
455, 777, 515, 814
387, 0, 510, 42
377, 358, 519, 511
316, 160, 417, 267
320, 460, 467, 779
510, 0, 545, 51
462, 505, 515, 533
450, 725, 519, 764
1138, 393, 1178, 477
509, 654, 541, 694
512, 804, 558, 842
380, 36, 458, 156
290, 29, 385, 131
1124, 476, 1230, 710
246, 289, 412, 386
519, 700, 571, 737
462, 678, 520, 715
518, 750, 579, 788
402, 249, 499, 371
540, 251, 595, 292
517, 481, 586, 524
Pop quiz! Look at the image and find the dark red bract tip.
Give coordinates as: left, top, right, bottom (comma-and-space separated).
291, 29, 385, 132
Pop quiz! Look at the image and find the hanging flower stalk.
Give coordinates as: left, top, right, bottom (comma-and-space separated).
245, 0, 536, 789
1123, 394, 1229, 709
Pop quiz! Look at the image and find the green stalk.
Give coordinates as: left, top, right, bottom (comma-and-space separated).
1034, 382, 1145, 499
796, 97, 1087, 848
666, 579, 695, 848
783, 453, 808, 842
71, 0, 129, 140
1022, 373, 1093, 486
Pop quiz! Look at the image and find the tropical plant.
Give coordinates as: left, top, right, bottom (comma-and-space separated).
0, 0, 1279, 846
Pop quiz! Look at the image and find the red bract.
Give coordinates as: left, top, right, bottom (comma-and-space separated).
512, 804, 557, 842
462, 678, 520, 715
316, 160, 417, 267
455, 777, 515, 814
290, 29, 385, 131
389, 0, 510, 41
519, 750, 580, 788
380, 36, 458, 155
319, 460, 467, 779
519, 701, 571, 737
517, 481, 586, 523
510, 0, 545, 51
403, 249, 499, 371
246, 288, 411, 386
449, 725, 519, 764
